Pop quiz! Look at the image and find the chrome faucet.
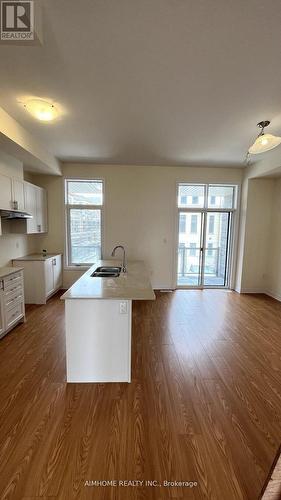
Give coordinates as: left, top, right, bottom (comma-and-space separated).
111, 245, 127, 273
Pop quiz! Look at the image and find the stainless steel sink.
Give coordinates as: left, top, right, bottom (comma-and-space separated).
91, 266, 121, 278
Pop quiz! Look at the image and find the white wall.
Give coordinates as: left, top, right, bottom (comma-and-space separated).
267, 178, 281, 300
30, 163, 243, 289
0, 150, 37, 267
236, 178, 274, 293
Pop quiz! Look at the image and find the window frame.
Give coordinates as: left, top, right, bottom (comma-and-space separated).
175, 182, 239, 290
64, 179, 104, 269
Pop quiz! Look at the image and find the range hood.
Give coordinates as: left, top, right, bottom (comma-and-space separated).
0, 209, 32, 219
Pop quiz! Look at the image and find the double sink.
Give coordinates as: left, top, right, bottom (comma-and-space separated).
91, 266, 121, 278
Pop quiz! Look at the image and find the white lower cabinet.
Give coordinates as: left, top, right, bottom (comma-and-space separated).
13, 254, 62, 304
0, 270, 25, 340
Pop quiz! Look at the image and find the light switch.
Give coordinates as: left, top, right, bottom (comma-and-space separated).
119, 301, 127, 314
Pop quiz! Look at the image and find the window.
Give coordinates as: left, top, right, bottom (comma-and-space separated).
178, 185, 205, 208
207, 185, 236, 209
209, 215, 215, 234
179, 213, 186, 233
178, 184, 237, 209
190, 214, 198, 234
190, 242, 196, 256
65, 180, 103, 266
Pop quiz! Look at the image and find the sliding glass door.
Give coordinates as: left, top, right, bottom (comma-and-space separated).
178, 211, 204, 286
177, 184, 236, 288
203, 211, 231, 286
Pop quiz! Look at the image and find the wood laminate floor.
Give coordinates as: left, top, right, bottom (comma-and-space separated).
0, 290, 281, 500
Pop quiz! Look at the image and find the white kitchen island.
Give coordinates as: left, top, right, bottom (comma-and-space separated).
61, 261, 155, 383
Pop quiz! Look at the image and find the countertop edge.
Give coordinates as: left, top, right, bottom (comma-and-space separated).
60, 260, 155, 301
0, 267, 24, 278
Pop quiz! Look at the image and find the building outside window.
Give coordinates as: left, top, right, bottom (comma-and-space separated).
190, 214, 198, 234
190, 242, 196, 256
209, 215, 215, 234
179, 213, 186, 233
65, 179, 103, 266
207, 242, 213, 256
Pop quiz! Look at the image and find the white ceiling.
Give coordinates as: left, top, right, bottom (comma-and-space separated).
1, 0, 281, 167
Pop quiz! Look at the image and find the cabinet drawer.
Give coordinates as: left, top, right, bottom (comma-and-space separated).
4, 281, 23, 298
4, 273, 23, 292
5, 288, 24, 309
6, 302, 24, 329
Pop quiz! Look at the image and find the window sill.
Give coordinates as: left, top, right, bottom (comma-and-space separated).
64, 265, 92, 272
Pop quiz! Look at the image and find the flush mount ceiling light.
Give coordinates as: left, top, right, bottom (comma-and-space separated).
23, 99, 58, 121
248, 120, 281, 155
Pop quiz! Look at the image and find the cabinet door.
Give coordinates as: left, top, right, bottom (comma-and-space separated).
0, 284, 5, 337
0, 174, 12, 210
45, 259, 55, 296
24, 182, 37, 233
12, 179, 25, 211
53, 256, 62, 290
35, 186, 48, 233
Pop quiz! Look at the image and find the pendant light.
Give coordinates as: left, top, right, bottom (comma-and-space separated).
248, 120, 281, 154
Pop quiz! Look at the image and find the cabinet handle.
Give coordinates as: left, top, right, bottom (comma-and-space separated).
52, 258, 56, 265
10, 311, 19, 320
37, 224, 41, 232
0, 280, 3, 291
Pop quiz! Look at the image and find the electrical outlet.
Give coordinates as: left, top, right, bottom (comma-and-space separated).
119, 301, 127, 314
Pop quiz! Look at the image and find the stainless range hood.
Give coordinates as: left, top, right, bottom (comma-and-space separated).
0, 209, 32, 219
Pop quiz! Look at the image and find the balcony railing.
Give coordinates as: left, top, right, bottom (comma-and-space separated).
178, 245, 225, 278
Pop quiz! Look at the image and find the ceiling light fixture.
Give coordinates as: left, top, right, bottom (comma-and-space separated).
23, 99, 58, 121
248, 120, 281, 155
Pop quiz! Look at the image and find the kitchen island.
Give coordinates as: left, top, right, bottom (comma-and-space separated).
61, 260, 155, 383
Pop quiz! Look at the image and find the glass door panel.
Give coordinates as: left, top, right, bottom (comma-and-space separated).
203, 212, 231, 286
177, 212, 203, 287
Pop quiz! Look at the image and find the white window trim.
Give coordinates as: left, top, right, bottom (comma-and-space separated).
64, 178, 104, 270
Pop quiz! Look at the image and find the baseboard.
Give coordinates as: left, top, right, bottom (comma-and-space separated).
235, 287, 281, 303
265, 289, 281, 302
153, 286, 175, 291
238, 287, 266, 294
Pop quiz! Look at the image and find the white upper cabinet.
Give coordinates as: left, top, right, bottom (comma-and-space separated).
0, 174, 13, 210
0, 175, 26, 211
24, 182, 37, 233
35, 185, 48, 233
0, 176, 48, 235
24, 182, 48, 234
12, 179, 25, 211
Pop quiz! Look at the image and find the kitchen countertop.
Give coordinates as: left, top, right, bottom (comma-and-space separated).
61, 260, 155, 301
13, 253, 62, 261
0, 266, 23, 279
